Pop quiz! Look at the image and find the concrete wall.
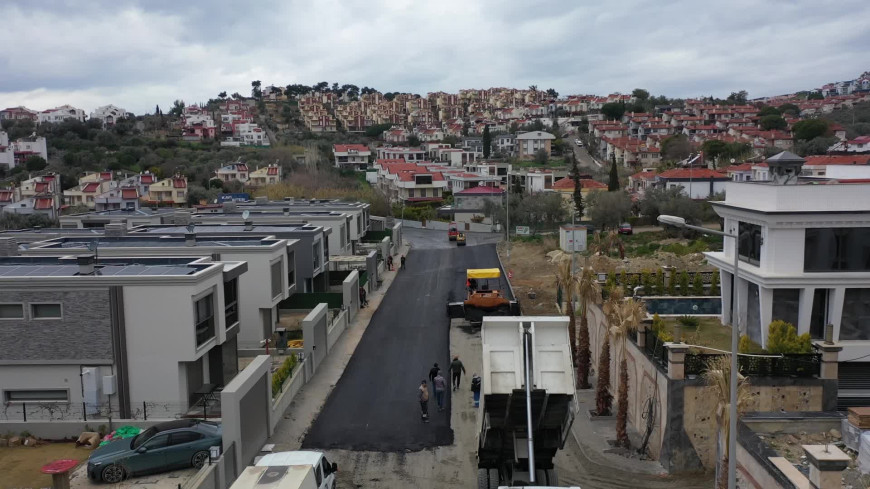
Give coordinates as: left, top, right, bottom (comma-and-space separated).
342, 270, 360, 321
185, 440, 238, 489
270, 357, 311, 433
303, 304, 329, 374
220, 355, 271, 471
327, 310, 349, 352
391, 222, 403, 254
366, 250, 379, 290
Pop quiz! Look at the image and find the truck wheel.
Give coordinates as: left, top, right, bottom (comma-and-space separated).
545, 469, 558, 486
477, 468, 489, 489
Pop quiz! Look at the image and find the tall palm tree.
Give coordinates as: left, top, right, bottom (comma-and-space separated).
547, 251, 582, 388
576, 263, 602, 389
596, 288, 624, 415
704, 356, 751, 489
609, 294, 646, 448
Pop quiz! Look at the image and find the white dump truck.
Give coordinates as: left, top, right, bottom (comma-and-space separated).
477, 316, 579, 489
229, 450, 337, 489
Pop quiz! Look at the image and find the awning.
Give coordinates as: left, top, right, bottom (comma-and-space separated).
467, 268, 501, 279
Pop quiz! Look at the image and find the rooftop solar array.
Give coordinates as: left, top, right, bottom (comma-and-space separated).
0, 263, 199, 277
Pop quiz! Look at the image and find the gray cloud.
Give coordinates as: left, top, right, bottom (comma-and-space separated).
1, 0, 869, 114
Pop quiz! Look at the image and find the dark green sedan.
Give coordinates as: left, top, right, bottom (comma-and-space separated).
87, 420, 222, 483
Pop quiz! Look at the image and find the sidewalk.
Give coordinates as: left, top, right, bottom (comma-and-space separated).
570, 386, 668, 476
269, 241, 411, 451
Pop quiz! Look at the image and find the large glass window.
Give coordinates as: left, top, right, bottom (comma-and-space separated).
738, 222, 762, 265
804, 227, 870, 272
840, 288, 870, 341
4, 389, 68, 402
224, 279, 238, 326
194, 295, 215, 346
270, 261, 283, 299
810, 289, 829, 339
287, 251, 296, 289
771, 289, 800, 327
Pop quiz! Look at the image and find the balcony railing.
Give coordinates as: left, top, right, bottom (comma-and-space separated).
683, 351, 821, 378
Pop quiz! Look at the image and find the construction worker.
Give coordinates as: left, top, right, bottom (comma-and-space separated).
401, 255, 406, 269
450, 356, 466, 391
418, 380, 430, 422
471, 373, 482, 407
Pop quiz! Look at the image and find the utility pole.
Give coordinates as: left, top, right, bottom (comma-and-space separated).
506, 172, 511, 259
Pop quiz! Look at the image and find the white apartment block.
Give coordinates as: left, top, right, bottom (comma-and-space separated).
333, 144, 372, 170
89, 104, 131, 125
38, 105, 86, 124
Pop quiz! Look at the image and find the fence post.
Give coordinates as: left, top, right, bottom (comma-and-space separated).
83, 402, 87, 422
814, 341, 842, 380
143, 401, 148, 421
665, 343, 688, 380
22, 402, 26, 422
637, 318, 650, 349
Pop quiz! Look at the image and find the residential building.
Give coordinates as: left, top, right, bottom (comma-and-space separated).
495, 133, 517, 155
58, 207, 176, 229
514, 168, 563, 193
628, 168, 658, 193
704, 152, 870, 408
0, 254, 246, 419
373, 160, 448, 204
376, 146, 426, 162
551, 177, 607, 214
452, 186, 505, 225
3, 173, 62, 218
38, 105, 86, 124
248, 164, 281, 187
142, 175, 188, 206
22, 235, 299, 350
0, 132, 48, 169
133, 223, 330, 293
182, 114, 217, 141
655, 168, 729, 199
237, 123, 270, 147
333, 144, 372, 170
516, 131, 556, 159
0, 106, 38, 122
63, 171, 115, 209
235, 199, 371, 242
215, 162, 250, 184
89, 105, 131, 126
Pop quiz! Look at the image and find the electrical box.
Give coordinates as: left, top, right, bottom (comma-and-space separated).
82, 367, 102, 415
102, 375, 117, 396
559, 225, 587, 252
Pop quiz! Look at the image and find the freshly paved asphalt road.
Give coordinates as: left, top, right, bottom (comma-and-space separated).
302, 232, 504, 452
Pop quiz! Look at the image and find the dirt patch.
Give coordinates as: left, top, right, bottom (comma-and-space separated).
0, 442, 89, 489
499, 239, 561, 315
763, 430, 870, 489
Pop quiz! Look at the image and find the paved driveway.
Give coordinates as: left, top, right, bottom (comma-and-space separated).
302, 234, 503, 452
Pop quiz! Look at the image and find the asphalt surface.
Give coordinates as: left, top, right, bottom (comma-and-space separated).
302, 233, 505, 452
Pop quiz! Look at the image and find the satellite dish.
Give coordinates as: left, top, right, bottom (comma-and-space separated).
242, 210, 250, 220
730, 158, 736, 164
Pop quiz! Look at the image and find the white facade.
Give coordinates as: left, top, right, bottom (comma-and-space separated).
89, 104, 131, 125
660, 179, 729, 199
705, 182, 870, 368
38, 105, 86, 124
237, 123, 270, 146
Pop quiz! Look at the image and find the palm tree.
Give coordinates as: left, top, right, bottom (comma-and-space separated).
576, 263, 602, 389
547, 251, 582, 388
704, 356, 751, 489
596, 288, 623, 415
609, 294, 646, 448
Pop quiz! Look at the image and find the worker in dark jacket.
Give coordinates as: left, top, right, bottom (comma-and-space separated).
428, 363, 440, 392
450, 356, 466, 391
471, 373, 482, 407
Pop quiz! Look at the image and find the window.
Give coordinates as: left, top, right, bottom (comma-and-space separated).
31, 303, 62, 319
287, 251, 296, 289
313, 243, 321, 270
314, 465, 323, 486
810, 289, 829, 339
0, 304, 24, 319
142, 433, 170, 450
737, 222, 762, 265
771, 289, 800, 327
224, 279, 239, 326
408, 188, 415, 198
194, 295, 215, 346
270, 261, 283, 299
840, 288, 870, 341
804, 227, 870, 272
4, 389, 68, 403
169, 431, 203, 446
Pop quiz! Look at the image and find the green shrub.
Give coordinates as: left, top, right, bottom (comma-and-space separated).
738, 334, 764, 354
650, 314, 674, 342
667, 271, 676, 295
709, 272, 720, 296
691, 273, 705, 295
641, 270, 653, 296
271, 355, 299, 397
678, 271, 690, 296
655, 269, 665, 295
767, 320, 812, 354
678, 315, 700, 329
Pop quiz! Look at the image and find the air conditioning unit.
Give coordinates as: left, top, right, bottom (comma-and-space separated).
102, 375, 117, 396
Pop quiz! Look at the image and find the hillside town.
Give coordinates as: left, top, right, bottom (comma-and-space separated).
4, 2, 870, 487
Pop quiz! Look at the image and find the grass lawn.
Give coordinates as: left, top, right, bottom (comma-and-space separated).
659, 316, 732, 351
0, 443, 90, 488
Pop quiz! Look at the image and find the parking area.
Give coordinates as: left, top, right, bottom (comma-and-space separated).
69, 464, 196, 489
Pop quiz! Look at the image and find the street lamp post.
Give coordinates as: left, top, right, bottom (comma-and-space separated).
658, 214, 740, 489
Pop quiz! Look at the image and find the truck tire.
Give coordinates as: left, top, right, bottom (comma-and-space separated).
545, 469, 558, 486
477, 469, 490, 489
534, 469, 558, 486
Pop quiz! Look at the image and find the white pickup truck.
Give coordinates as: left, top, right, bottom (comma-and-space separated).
229, 451, 337, 489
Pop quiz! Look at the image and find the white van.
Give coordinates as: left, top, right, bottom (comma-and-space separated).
229, 465, 317, 489
256, 451, 337, 489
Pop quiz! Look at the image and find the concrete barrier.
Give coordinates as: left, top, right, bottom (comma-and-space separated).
221, 356, 271, 471
327, 309, 349, 352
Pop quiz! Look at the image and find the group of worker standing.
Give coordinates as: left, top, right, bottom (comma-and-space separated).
418, 356, 481, 422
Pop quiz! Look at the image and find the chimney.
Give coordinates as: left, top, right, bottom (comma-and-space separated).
78, 254, 95, 275
765, 150, 805, 185
244, 220, 253, 231
185, 233, 196, 246
283, 207, 290, 216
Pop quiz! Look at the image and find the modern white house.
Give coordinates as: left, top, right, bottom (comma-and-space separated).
0, 254, 247, 419
89, 105, 131, 125
38, 105, 87, 124
333, 144, 371, 170
704, 152, 870, 408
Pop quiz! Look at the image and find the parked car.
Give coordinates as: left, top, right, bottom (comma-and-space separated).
87, 420, 222, 483
618, 222, 633, 235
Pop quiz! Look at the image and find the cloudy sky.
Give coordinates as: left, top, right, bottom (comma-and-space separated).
2, 0, 869, 115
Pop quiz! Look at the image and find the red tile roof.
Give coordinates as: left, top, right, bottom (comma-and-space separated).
173, 178, 187, 188
267, 167, 279, 175
34, 197, 53, 210
630, 171, 657, 180
140, 174, 155, 184
121, 188, 138, 200
657, 168, 728, 179
34, 182, 49, 193
0, 191, 12, 202
456, 186, 505, 195
82, 182, 100, 193
552, 177, 607, 190
334, 144, 370, 153
803, 155, 870, 166
100, 172, 113, 180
